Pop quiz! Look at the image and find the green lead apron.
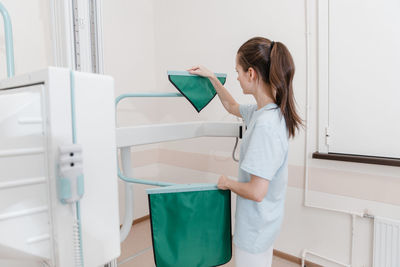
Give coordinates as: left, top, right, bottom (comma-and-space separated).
147, 184, 232, 267
167, 71, 227, 112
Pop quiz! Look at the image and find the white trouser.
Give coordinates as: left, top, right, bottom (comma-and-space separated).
235, 245, 273, 267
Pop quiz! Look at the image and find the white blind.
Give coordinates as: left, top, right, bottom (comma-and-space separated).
320, 0, 400, 158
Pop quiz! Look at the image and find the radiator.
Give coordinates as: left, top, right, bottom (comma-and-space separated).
373, 217, 400, 267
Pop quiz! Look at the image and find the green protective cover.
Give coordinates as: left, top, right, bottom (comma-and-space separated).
168, 72, 227, 112
147, 184, 232, 267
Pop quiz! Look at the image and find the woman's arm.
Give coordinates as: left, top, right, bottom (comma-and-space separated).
188, 65, 241, 117
217, 174, 269, 202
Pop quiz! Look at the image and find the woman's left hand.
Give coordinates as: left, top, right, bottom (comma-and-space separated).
217, 175, 230, 190
187, 65, 214, 79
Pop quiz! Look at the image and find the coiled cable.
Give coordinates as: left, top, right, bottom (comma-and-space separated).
73, 219, 82, 267
72, 203, 83, 267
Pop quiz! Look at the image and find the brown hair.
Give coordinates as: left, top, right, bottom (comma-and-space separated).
237, 37, 303, 138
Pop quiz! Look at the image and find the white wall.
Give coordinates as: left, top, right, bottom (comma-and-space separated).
103, 0, 160, 126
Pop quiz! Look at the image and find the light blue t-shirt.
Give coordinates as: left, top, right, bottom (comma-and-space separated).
233, 103, 289, 253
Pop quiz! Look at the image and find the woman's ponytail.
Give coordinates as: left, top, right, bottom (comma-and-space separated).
269, 41, 303, 138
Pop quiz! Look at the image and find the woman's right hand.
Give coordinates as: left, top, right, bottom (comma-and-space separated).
217, 175, 230, 190
187, 65, 215, 79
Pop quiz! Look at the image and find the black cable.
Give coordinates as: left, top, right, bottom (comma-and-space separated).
232, 137, 239, 162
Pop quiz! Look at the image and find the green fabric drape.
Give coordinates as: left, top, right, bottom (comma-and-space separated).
147, 184, 232, 267
168, 71, 227, 112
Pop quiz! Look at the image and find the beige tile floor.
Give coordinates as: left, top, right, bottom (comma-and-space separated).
117, 219, 299, 267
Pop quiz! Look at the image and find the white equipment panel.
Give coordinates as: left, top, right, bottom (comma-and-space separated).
0, 67, 120, 266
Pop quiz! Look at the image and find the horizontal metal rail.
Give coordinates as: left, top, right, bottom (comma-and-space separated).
0, 177, 46, 190
18, 117, 43, 124
116, 121, 241, 148
0, 206, 48, 221
0, 147, 44, 157
117, 168, 174, 187
115, 92, 183, 106
26, 234, 51, 244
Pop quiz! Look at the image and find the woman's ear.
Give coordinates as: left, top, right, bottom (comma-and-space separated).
248, 67, 257, 81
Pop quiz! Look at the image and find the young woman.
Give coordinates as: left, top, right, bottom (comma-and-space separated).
188, 37, 302, 267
